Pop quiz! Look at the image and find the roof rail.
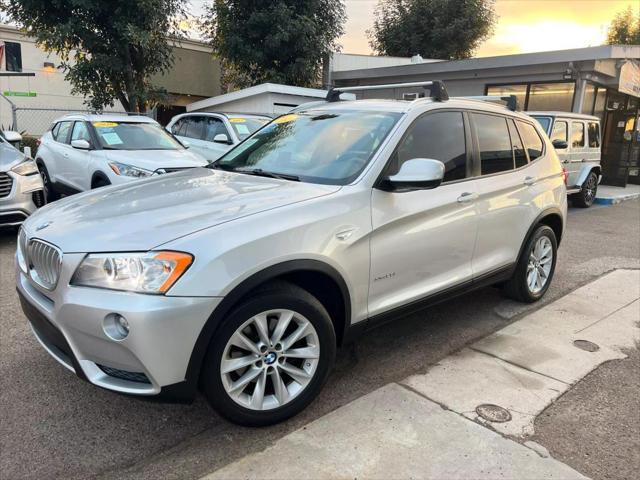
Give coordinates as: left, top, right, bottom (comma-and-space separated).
461, 95, 520, 111
326, 80, 449, 103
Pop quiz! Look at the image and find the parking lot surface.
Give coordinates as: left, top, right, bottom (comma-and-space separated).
1, 199, 639, 480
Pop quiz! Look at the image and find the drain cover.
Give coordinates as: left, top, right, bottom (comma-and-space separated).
476, 404, 512, 423
573, 339, 600, 352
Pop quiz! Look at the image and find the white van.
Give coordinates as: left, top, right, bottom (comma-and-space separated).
529, 112, 601, 207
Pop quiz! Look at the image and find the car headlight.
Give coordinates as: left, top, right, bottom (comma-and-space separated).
108, 162, 152, 178
70, 251, 193, 294
11, 159, 39, 176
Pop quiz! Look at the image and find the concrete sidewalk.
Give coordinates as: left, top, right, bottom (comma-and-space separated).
595, 184, 640, 205
203, 270, 639, 480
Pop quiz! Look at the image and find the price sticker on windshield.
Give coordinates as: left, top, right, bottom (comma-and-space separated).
93, 121, 119, 127
229, 118, 246, 123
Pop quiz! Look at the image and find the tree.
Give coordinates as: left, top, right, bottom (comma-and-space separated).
606, 6, 640, 45
204, 0, 346, 89
3, 0, 187, 112
368, 0, 496, 60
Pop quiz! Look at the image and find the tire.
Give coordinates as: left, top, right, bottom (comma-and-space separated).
37, 162, 60, 202
201, 281, 336, 426
572, 171, 598, 208
502, 225, 557, 303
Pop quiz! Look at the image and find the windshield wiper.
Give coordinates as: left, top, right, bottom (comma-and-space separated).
238, 168, 300, 182
212, 164, 299, 181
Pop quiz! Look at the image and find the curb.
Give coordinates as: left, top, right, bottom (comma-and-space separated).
594, 192, 640, 205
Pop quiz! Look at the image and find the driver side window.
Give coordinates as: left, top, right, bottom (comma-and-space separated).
389, 111, 467, 182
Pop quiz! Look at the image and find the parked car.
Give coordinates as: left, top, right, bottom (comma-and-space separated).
529, 112, 601, 207
17, 81, 566, 426
166, 112, 271, 161
35, 114, 209, 199
0, 131, 45, 227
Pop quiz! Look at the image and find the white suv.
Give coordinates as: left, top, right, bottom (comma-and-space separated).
166, 112, 271, 161
17, 82, 567, 426
36, 114, 208, 199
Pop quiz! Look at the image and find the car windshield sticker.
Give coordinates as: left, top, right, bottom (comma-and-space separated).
235, 124, 250, 135
100, 131, 123, 145
273, 114, 298, 124
229, 118, 246, 123
93, 121, 119, 127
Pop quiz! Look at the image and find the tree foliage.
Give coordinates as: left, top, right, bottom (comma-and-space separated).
606, 6, 640, 45
204, 0, 346, 89
3, 0, 187, 112
368, 0, 496, 59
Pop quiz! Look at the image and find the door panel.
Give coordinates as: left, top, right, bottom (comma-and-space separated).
369, 183, 478, 315
568, 121, 587, 186
66, 121, 92, 190
368, 110, 477, 316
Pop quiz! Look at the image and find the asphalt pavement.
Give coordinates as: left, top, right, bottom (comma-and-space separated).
1, 199, 639, 480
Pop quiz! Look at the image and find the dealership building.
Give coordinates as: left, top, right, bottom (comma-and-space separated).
333, 45, 640, 187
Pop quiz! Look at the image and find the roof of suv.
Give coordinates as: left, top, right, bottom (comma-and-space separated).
52, 113, 157, 124
299, 97, 537, 121
528, 111, 600, 121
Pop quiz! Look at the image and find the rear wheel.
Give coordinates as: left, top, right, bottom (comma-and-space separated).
572, 171, 598, 208
503, 225, 557, 303
37, 162, 59, 202
201, 282, 336, 426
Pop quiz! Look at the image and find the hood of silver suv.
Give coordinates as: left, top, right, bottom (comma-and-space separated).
23, 168, 340, 252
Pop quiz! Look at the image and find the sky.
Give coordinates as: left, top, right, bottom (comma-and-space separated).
189, 0, 638, 58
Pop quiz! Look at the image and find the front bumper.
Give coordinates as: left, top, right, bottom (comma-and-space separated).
16, 251, 221, 400
0, 171, 44, 226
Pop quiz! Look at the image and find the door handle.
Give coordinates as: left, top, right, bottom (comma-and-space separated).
457, 192, 478, 203
524, 176, 537, 186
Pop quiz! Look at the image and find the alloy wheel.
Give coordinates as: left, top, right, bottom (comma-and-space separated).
526, 236, 553, 294
583, 174, 597, 204
220, 309, 320, 411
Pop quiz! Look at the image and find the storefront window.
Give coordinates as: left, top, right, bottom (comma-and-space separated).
486, 84, 527, 111
528, 83, 575, 111
581, 83, 597, 114
593, 88, 607, 121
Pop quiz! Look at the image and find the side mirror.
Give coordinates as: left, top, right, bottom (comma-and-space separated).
2, 130, 22, 149
213, 133, 231, 145
552, 139, 568, 150
71, 139, 91, 150
381, 158, 445, 192
181, 139, 191, 148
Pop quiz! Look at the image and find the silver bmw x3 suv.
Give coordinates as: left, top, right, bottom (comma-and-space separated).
16, 82, 567, 425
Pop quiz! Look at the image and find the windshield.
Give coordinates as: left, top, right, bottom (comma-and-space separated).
531, 116, 552, 134
227, 116, 270, 140
214, 110, 402, 185
92, 122, 183, 151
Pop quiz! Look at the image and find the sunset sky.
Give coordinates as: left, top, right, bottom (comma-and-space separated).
190, 0, 639, 57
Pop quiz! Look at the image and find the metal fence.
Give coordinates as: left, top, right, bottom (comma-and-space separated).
1, 94, 153, 137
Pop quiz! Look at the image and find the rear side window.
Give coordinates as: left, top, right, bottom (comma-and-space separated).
55, 121, 73, 144
473, 113, 513, 175
51, 122, 61, 140
517, 121, 544, 161
391, 111, 467, 182
183, 116, 205, 139
508, 120, 527, 168
588, 122, 600, 148
571, 122, 585, 148
550, 121, 568, 142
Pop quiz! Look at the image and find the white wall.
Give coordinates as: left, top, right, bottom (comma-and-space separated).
330, 53, 440, 72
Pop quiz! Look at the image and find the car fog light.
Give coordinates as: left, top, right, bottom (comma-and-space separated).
103, 313, 130, 341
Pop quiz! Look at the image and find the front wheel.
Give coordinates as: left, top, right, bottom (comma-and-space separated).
503, 225, 557, 303
572, 171, 598, 208
201, 282, 336, 426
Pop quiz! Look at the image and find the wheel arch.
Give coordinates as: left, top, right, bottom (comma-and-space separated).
91, 170, 111, 188
184, 259, 352, 394
514, 208, 564, 270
